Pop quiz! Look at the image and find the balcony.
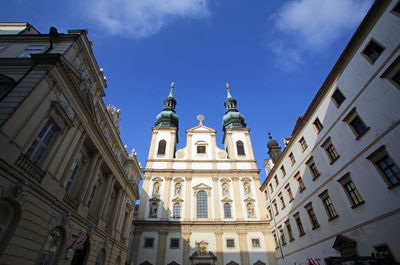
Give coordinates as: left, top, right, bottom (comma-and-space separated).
15, 154, 45, 184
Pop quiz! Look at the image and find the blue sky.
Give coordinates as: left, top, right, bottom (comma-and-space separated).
2, 0, 373, 183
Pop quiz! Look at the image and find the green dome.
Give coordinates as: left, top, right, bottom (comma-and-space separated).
154, 86, 179, 129
222, 86, 246, 131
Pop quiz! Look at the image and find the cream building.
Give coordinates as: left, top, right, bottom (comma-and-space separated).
261, 0, 400, 264
130, 84, 276, 265
0, 23, 142, 265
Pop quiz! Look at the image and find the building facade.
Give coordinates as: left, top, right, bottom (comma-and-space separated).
130, 85, 276, 265
261, 1, 400, 264
0, 23, 142, 265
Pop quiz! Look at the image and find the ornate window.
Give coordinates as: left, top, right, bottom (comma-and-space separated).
36, 227, 65, 265
173, 203, 181, 218
26, 120, 58, 164
64, 150, 85, 193
196, 190, 208, 218
223, 203, 231, 218
157, 140, 166, 155
236, 140, 245, 155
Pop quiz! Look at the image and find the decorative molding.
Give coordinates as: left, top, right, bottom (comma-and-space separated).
173, 177, 184, 182
240, 177, 252, 182
172, 197, 184, 203
221, 198, 233, 203
219, 178, 231, 183
152, 177, 164, 182
244, 197, 255, 202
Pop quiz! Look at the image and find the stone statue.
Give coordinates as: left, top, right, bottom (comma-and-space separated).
244, 182, 251, 195
153, 182, 159, 195
175, 183, 181, 195
150, 203, 158, 217
247, 203, 254, 217
222, 183, 229, 196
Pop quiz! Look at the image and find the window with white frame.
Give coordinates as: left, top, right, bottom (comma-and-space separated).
197, 190, 208, 218
26, 120, 58, 164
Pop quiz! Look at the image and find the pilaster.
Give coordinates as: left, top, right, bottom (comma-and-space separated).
184, 176, 192, 221
78, 152, 100, 203
156, 231, 168, 265
232, 177, 244, 220
238, 231, 250, 265
137, 176, 151, 219
161, 176, 172, 220
212, 177, 221, 220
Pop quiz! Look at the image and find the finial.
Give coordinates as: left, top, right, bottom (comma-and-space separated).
226, 82, 230, 91
168, 81, 174, 97
197, 114, 205, 125
268, 131, 272, 139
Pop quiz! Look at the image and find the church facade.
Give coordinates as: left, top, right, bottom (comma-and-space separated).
130, 85, 276, 265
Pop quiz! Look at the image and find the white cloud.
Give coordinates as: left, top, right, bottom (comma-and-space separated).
270, 0, 372, 69
85, 0, 211, 38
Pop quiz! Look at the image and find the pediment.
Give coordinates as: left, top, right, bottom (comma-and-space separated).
227, 261, 239, 265
192, 183, 212, 190
173, 177, 185, 182
219, 178, 231, 183
152, 177, 163, 182
244, 197, 255, 202
221, 197, 232, 202
172, 197, 184, 202
254, 261, 266, 265
186, 124, 216, 133
149, 197, 161, 202
140, 261, 152, 265
167, 262, 179, 265
241, 177, 252, 182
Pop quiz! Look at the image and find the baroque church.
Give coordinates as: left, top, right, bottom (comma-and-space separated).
130, 83, 276, 265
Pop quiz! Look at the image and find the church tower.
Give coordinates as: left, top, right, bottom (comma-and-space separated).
131, 83, 276, 265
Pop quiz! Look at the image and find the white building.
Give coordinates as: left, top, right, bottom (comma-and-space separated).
261, 0, 400, 264
130, 84, 276, 265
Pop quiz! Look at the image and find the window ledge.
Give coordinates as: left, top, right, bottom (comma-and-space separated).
312, 175, 320, 181
351, 200, 365, 209
289, 238, 295, 242
355, 127, 370, 140
388, 182, 400, 190
330, 156, 340, 165
299, 187, 306, 193
328, 215, 339, 221
299, 233, 305, 237
312, 225, 320, 230
288, 199, 294, 203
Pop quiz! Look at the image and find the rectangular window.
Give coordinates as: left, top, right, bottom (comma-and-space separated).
299, 137, 308, 152
269, 183, 273, 193
343, 108, 369, 139
197, 145, 206, 154
305, 203, 319, 229
306, 156, 320, 180
226, 239, 235, 248
272, 200, 279, 216
285, 220, 295, 242
319, 190, 338, 220
362, 39, 384, 64
393, 1, 400, 14
196, 191, 208, 218
293, 212, 305, 236
278, 192, 285, 209
367, 145, 400, 188
321, 137, 340, 164
285, 184, 294, 202
252, 238, 260, 248
289, 152, 296, 165
144, 238, 154, 248
295, 172, 305, 192
274, 175, 279, 186
313, 117, 323, 134
26, 120, 58, 164
338, 173, 364, 208
279, 226, 286, 246
18, 45, 45, 58
267, 206, 272, 219
332, 89, 346, 108
280, 165, 286, 177
272, 232, 278, 249
170, 238, 180, 249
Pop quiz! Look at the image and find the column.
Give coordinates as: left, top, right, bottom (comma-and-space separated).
212, 177, 221, 220
238, 232, 250, 265
161, 176, 172, 220
82, 157, 103, 205
215, 231, 224, 265
129, 231, 142, 265
77, 152, 100, 203
115, 192, 127, 232
101, 178, 115, 220
156, 231, 168, 265
232, 177, 244, 220
111, 187, 123, 228
187, 134, 193, 159
254, 178, 267, 218
263, 232, 277, 265
137, 176, 151, 219
60, 132, 86, 184
182, 231, 191, 265
184, 176, 192, 221
98, 175, 113, 219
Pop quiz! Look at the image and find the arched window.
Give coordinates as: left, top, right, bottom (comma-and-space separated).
224, 203, 231, 218
36, 227, 66, 265
157, 140, 166, 155
237, 141, 245, 155
173, 203, 181, 218
0, 198, 21, 257
197, 190, 208, 218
